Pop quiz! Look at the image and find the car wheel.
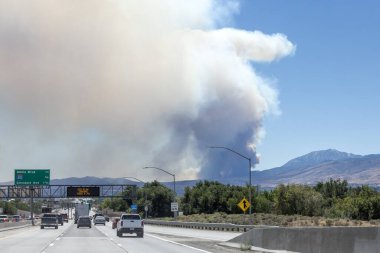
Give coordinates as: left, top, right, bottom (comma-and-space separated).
40, 226, 44, 229
77, 226, 79, 228
55, 226, 58, 229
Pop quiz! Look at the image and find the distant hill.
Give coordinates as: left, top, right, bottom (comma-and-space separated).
249, 149, 380, 187
2, 149, 379, 192
282, 149, 361, 169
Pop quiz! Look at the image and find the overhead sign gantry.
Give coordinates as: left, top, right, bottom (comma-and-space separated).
0, 185, 136, 199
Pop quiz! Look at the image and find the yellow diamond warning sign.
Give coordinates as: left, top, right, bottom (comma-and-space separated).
238, 197, 251, 213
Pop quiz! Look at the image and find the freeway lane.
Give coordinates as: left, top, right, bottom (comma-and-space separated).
0, 221, 243, 253
0, 222, 69, 252
42, 223, 125, 253
95, 222, 243, 253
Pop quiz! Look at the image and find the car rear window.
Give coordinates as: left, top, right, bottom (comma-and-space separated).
42, 214, 57, 218
121, 214, 140, 220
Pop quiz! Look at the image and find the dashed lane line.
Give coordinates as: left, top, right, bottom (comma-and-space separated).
94, 223, 129, 252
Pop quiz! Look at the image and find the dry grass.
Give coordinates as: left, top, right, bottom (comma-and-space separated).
158, 212, 380, 227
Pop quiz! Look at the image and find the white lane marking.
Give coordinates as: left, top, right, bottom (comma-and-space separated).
56, 237, 61, 241
49, 243, 54, 247
93, 223, 129, 252
146, 233, 214, 253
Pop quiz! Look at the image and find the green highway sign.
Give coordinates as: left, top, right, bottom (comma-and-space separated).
14, 169, 50, 186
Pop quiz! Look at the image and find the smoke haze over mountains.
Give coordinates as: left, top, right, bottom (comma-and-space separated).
0, 0, 294, 181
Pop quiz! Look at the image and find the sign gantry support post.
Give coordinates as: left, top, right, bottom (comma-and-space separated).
30, 186, 34, 226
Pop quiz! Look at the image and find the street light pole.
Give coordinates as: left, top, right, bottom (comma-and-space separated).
143, 166, 177, 217
143, 167, 176, 197
124, 177, 148, 219
209, 146, 253, 215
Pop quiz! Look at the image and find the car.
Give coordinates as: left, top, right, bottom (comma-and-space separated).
94, 215, 106, 226
0, 215, 9, 223
12, 215, 21, 222
116, 214, 144, 237
77, 216, 91, 228
40, 213, 59, 229
56, 214, 64, 225
61, 213, 68, 222
93, 213, 104, 220
111, 217, 120, 229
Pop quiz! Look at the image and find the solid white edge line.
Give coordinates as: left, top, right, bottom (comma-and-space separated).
146, 233, 214, 253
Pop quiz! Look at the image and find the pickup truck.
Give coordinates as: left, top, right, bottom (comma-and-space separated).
116, 214, 144, 237
40, 213, 58, 229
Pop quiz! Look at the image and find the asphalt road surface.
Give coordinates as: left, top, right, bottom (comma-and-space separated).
0, 221, 244, 253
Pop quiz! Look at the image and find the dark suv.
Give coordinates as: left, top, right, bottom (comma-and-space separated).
40, 213, 59, 229
77, 216, 91, 228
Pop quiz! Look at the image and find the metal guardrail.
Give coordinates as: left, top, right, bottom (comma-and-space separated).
144, 219, 278, 232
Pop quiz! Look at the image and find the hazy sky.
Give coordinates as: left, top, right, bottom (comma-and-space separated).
0, 0, 378, 181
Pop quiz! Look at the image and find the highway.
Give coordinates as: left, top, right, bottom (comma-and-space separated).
0, 221, 243, 253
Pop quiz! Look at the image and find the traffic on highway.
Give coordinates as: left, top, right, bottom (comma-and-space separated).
0, 205, 241, 253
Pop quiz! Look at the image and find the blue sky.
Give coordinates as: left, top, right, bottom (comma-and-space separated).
234, 0, 380, 170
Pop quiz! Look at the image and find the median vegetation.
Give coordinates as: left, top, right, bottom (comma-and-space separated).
101, 179, 380, 226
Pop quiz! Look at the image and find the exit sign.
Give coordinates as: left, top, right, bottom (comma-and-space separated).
14, 169, 50, 186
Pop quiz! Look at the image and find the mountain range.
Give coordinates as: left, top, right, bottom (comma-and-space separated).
1, 149, 380, 194
251, 149, 380, 187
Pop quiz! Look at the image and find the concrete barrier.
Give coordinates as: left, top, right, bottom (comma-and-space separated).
229, 226, 380, 253
144, 219, 277, 232
0, 220, 33, 231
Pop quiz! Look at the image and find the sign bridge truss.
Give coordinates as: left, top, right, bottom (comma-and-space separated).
0, 185, 136, 199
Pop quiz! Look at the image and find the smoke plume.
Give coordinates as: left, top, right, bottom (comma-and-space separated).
0, 0, 295, 181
